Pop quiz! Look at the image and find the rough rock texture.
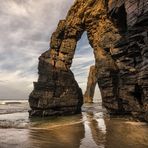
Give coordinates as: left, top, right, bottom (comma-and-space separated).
84, 65, 98, 103
29, 20, 83, 117
108, 0, 148, 121
29, 0, 148, 121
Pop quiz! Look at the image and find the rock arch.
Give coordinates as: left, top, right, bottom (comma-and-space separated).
29, 0, 148, 121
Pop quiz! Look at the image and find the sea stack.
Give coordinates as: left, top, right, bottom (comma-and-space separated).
29, 0, 148, 122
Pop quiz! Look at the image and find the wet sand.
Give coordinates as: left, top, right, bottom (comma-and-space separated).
0, 102, 148, 148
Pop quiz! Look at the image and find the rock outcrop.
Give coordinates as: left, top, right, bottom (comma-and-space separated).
29, 20, 83, 117
84, 65, 98, 103
29, 0, 148, 121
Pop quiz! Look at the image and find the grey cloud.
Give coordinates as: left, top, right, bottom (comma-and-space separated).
0, 80, 8, 83
0, 0, 96, 99
71, 32, 95, 91
0, 0, 74, 99
0, 84, 28, 99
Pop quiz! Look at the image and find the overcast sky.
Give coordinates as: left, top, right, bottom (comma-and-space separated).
0, 0, 100, 100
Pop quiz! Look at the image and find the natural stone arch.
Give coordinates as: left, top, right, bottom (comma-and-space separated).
29, 0, 148, 121
29, 0, 118, 117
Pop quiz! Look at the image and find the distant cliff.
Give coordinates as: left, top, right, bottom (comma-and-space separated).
29, 0, 148, 122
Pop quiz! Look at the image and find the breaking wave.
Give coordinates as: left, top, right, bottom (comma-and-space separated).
0, 100, 27, 105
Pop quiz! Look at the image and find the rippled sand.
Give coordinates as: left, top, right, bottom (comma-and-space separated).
0, 101, 148, 148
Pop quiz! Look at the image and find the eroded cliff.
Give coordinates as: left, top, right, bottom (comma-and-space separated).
29, 0, 148, 121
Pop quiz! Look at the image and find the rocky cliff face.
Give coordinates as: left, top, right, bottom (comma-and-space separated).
29, 0, 148, 121
29, 20, 83, 117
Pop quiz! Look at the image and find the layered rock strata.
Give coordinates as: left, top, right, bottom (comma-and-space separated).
84, 65, 98, 103
29, 20, 83, 117
29, 0, 148, 121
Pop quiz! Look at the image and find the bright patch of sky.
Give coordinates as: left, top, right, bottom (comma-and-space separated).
0, 0, 101, 100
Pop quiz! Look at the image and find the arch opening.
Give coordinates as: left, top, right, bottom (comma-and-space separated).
71, 32, 102, 104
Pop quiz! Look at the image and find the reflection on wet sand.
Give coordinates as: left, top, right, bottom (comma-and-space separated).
0, 129, 30, 148
80, 108, 148, 148
28, 110, 107, 148
28, 124, 84, 148
0, 103, 148, 148
27, 114, 85, 148
80, 112, 106, 148
105, 118, 148, 148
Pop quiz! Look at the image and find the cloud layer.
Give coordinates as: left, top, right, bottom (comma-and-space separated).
0, 0, 100, 100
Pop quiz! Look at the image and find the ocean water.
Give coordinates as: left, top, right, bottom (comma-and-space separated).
0, 100, 148, 148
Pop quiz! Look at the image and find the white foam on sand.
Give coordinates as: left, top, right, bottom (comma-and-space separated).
0, 100, 28, 105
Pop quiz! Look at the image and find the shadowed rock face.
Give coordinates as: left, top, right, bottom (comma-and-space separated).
29, 0, 148, 121
84, 66, 98, 103
29, 20, 83, 117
